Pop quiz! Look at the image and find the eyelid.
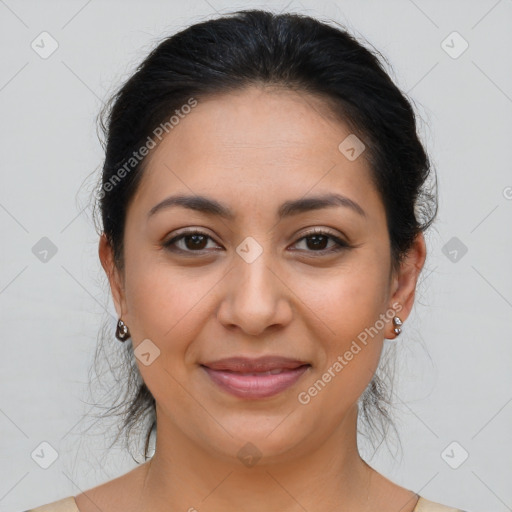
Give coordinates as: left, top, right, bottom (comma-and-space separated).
297, 227, 348, 242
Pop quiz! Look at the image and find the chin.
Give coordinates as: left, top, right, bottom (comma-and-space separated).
201, 415, 313, 467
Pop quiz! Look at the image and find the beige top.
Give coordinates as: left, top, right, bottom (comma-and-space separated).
23, 495, 468, 512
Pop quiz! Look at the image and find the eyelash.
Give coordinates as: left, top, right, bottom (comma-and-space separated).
163, 228, 350, 256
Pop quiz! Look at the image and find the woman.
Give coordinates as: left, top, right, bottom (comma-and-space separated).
24, 9, 469, 512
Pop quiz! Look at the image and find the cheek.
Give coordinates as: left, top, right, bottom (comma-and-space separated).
298, 256, 390, 341
123, 259, 216, 351
122, 263, 210, 407
296, 255, 389, 397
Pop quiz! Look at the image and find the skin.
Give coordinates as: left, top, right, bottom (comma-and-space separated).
78, 85, 426, 512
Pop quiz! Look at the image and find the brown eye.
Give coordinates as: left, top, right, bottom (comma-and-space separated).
163, 228, 350, 256
292, 229, 350, 254
163, 231, 219, 253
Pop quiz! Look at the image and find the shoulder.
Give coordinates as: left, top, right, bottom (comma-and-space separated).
21, 496, 79, 512
415, 496, 470, 512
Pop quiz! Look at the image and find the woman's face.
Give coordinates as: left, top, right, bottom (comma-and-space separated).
100, 85, 425, 464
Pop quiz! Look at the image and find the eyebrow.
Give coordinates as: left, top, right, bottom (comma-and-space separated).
147, 192, 367, 220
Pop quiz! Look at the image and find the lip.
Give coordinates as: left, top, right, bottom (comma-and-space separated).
201, 356, 309, 372
201, 356, 311, 399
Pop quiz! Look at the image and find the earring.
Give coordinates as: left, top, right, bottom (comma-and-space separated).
115, 318, 130, 342
392, 316, 403, 336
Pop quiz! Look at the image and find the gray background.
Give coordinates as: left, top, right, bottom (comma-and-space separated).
1, 1, 511, 511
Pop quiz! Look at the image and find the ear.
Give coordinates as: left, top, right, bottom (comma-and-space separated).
388, 232, 427, 332
98, 233, 127, 319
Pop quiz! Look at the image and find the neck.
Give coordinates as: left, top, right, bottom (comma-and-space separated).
138, 404, 376, 512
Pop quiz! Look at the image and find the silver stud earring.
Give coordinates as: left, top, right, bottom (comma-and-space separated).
115, 318, 130, 342
392, 316, 403, 336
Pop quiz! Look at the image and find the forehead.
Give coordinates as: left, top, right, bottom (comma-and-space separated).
129, 86, 384, 224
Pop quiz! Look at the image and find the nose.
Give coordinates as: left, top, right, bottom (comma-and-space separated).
216, 249, 293, 337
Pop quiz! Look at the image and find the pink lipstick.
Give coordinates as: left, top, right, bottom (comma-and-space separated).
201, 356, 310, 399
